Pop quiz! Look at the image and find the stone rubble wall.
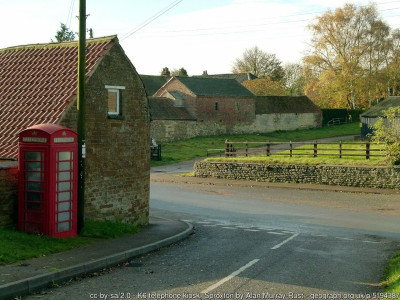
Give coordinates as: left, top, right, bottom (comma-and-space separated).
194, 161, 400, 189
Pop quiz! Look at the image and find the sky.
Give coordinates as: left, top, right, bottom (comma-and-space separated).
1, 0, 400, 76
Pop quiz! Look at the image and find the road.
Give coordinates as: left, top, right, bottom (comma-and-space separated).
24, 168, 400, 299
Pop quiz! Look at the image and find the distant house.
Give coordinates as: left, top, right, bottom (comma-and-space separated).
360, 96, 400, 137
255, 96, 322, 132
154, 76, 256, 135
0, 36, 150, 225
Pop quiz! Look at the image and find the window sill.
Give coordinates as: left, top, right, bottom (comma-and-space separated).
107, 114, 124, 120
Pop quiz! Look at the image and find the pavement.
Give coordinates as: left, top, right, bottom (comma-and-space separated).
0, 217, 193, 300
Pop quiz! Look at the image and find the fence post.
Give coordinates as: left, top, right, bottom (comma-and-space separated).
290, 141, 293, 157
366, 142, 370, 159
225, 139, 229, 157
245, 142, 248, 157
266, 142, 270, 157
339, 141, 342, 159
314, 141, 317, 158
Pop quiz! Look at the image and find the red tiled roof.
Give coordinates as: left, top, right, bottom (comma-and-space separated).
0, 36, 116, 158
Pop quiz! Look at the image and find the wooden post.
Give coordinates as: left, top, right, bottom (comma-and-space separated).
290, 141, 293, 157
266, 142, 270, 157
366, 142, 370, 159
245, 142, 248, 157
339, 142, 342, 159
77, 0, 86, 233
313, 141, 317, 158
225, 139, 229, 157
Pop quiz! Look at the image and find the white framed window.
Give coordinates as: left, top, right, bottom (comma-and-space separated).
105, 85, 125, 116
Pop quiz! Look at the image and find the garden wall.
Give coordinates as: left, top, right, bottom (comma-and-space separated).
194, 161, 400, 189
0, 162, 18, 227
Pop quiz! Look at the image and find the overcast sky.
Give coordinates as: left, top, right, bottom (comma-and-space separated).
1, 0, 400, 76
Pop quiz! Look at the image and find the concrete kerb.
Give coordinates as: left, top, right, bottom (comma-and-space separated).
0, 220, 193, 300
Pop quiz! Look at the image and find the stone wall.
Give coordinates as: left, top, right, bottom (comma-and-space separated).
0, 162, 18, 227
255, 113, 321, 133
194, 161, 400, 189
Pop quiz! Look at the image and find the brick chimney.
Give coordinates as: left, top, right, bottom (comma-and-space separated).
162, 67, 170, 78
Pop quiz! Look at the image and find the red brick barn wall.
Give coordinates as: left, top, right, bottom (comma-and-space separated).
60, 44, 150, 226
155, 78, 197, 116
196, 96, 256, 129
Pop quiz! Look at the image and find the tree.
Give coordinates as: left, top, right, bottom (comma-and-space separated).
303, 3, 390, 109
371, 106, 400, 165
171, 67, 189, 77
52, 23, 75, 42
282, 63, 305, 96
232, 46, 284, 80
242, 78, 287, 96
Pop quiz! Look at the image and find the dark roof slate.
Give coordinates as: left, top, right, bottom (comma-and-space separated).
149, 97, 196, 121
361, 96, 400, 117
140, 75, 168, 96
193, 72, 258, 83
0, 36, 116, 158
175, 76, 254, 98
256, 96, 321, 114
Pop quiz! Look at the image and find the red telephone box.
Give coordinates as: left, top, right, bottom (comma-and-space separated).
18, 124, 78, 238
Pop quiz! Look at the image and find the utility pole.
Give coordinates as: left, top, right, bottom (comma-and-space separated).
77, 0, 86, 233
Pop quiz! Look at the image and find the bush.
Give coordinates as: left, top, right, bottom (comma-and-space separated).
371, 107, 400, 165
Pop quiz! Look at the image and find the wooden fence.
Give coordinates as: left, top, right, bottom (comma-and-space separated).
224, 140, 386, 159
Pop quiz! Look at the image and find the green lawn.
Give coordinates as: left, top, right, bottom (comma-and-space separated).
151, 122, 361, 166
0, 220, 141, 265
382, 251, 400, 295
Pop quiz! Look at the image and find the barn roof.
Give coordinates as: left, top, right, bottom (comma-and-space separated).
140, 75, 169, 96
0, 36, 117, 158
361, 96, 400, 118
173, 76, 254, 98
149, 97, 196, 121
193, 72, 258, 83
255, 96, 321, 114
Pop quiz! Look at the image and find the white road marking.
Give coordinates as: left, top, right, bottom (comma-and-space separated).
244, 229, 260, 232
336, 237, 354, 241
267, 232, 285, 235
271, 233, 300, 250
197, 221, 213, 224
363, 240, 381, 244
222, 227, 238, 230
202, 224, 218, 227
201, 259, 260, 294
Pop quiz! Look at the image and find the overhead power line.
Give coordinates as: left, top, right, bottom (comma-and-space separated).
120, 0, 184, 41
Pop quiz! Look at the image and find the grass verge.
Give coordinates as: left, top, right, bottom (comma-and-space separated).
382, 251, 400, 294
151, 122, 360, 166
0, 220, 141, 265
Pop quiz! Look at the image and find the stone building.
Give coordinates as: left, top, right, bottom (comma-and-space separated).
0, 35, 150, 226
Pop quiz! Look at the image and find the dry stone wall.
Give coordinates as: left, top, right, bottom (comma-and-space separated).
194, 161, 400, 189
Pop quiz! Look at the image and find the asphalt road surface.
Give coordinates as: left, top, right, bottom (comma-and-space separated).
24, 177, 400, 300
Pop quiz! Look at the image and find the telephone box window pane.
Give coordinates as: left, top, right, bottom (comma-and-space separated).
58, 202, 71, 212
27, 192, 41, 201
58, 192, 71, 201
58, 172, 71, 181
58, 152, 71, 161
57, 181, 71, 192
58, 222, 70, 232
25, 152, 42, 161
26, 162, 41, 171
27, 172, 41, 181
58, 212, 70, 222
27, 202, 41, 210
58, 161, 71, 171
27, 182, 41, 191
